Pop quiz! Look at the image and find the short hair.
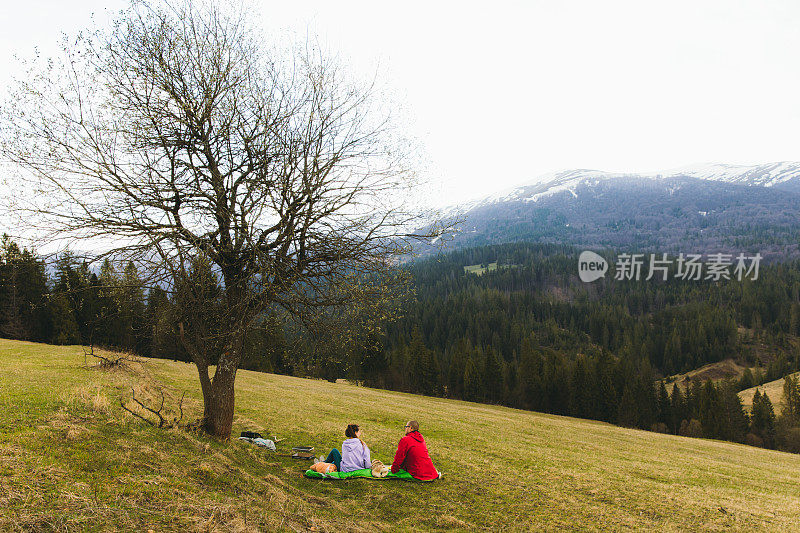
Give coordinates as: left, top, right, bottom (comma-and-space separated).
345, 424, 359, 439
407, 420, 419, 432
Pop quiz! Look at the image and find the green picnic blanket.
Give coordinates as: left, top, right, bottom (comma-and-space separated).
304, 468, 432, 482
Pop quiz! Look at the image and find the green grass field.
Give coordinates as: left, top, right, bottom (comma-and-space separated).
463, 262, 498, 275
2, 338, 800, 531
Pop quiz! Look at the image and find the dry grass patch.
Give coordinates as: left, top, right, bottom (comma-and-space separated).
739, 371, 800, 410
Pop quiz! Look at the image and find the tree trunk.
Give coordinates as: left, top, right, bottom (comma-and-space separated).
180, 320, 240, 440
201, 361, 237, 439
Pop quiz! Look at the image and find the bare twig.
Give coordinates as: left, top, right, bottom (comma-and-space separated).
83, 341, 131, 369
121, 387, 187, 429
175, 391, 186, 426
91, 350, 130, 369
120, 392, 155, 427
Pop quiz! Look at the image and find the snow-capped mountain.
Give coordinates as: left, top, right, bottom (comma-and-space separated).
425, 163, 800, 260
457, 162, 800, 210
666, 162, 800, 188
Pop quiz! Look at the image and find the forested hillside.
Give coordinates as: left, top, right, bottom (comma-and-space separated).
363, 243, 800, 451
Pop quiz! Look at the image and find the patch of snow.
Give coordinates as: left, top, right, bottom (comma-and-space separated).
664, 161, 800, 187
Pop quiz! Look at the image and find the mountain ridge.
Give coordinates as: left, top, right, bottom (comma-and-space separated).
450, 161, 800, 212
427, 162, 800, 258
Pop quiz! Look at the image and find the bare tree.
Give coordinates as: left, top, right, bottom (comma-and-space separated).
1, 0, 441, 438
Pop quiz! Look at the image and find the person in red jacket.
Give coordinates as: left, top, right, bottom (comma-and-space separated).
390, 420, 441, 481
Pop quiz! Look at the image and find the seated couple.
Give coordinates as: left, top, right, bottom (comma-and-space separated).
315, 420, 441, 481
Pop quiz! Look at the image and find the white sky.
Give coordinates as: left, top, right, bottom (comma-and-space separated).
2, 0, 800, 205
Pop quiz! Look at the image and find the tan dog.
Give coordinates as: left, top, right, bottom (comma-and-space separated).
310, 462, 337, 474
371, 459, 389, 478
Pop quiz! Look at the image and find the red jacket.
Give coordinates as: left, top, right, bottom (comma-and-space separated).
391, 431, 438, 480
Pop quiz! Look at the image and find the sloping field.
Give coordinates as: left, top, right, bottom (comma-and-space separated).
1, 338, 800, 531
739, 371, 800, 411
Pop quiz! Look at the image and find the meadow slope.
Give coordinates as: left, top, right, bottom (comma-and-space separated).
1, 338, 800, 531
739, 371, 800, 411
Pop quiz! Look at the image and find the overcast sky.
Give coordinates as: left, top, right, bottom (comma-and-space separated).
2, 0, 800, 205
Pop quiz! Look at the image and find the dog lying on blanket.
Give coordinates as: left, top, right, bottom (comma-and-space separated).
310, 461, 337, 474
371, 459, 389, 478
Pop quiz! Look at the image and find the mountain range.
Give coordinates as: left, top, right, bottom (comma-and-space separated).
426, 162, 800, 260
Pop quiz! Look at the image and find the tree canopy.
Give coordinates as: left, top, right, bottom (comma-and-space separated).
1, 0, 439, 438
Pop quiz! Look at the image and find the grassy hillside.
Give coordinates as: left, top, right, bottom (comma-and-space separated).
666, 358, 752, 392
2, 339, 800, 531
739, 371, 800, 411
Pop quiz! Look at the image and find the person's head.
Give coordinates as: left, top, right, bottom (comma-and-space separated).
404, 420, 419, 435
345, 424, 361, 439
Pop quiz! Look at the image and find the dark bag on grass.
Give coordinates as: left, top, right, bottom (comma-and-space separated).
241, 431, 263, 439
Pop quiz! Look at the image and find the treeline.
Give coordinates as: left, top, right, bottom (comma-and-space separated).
0, 234, 164, 354
377, 326, 797, 451
0, 236, 292, 374
651, 375, 800, 454
373, 243, 799, 390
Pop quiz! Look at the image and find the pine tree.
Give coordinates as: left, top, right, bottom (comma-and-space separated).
0, 236, 50, 341
48, 293, 80, 345
782, 374, 800, 426
0, 251, 27, 339
790, 303, 800, 336
53, 253, 88, 345
751, 389, 777, 448
699, 379, 721, 439
463, 358, 482, 402
597, 357, 618, 423
119, 261, 147, 352
670, 385, 687, 434
718, 382, 748, 443
738, 368, 755, 391
617, 382, 641, 428
97, 259, 122, 347
447, 340, 468, 399
517, 337, 542, 410
656, 381, 671, 427
482, 347, 503, 403
569, 357, 590, 418
407, 328, 440, 396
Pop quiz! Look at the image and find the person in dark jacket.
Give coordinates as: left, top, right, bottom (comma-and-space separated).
390, 420, 440, 481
